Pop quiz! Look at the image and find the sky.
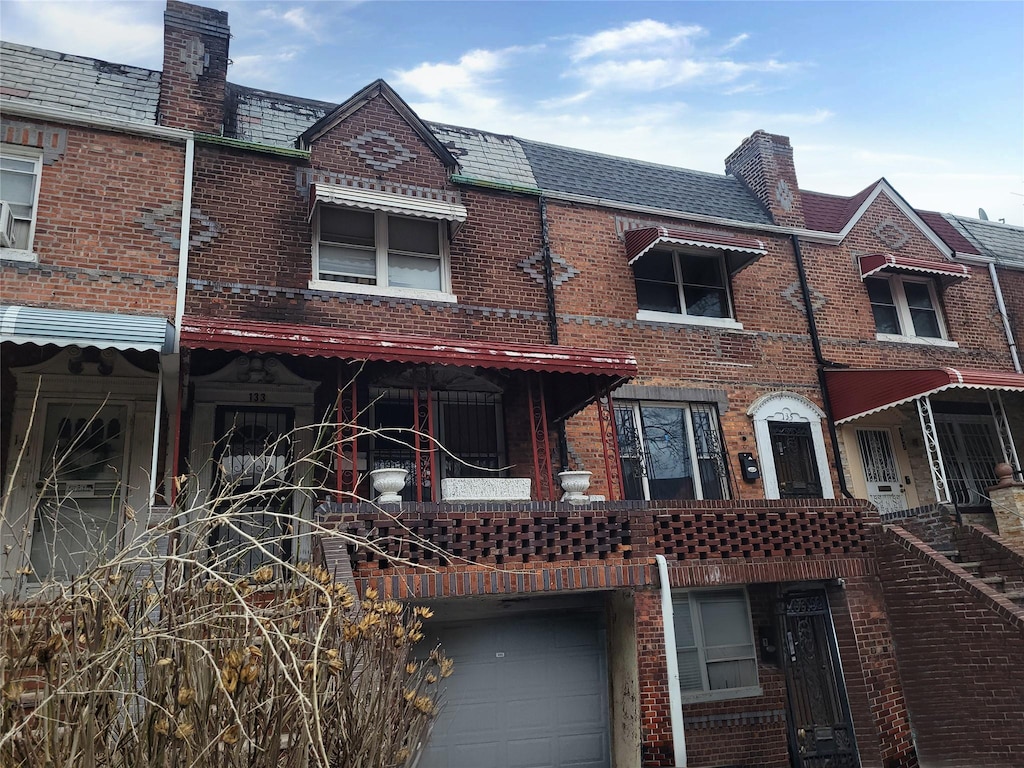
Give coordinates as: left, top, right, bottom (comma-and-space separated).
3, 1, 1022, 225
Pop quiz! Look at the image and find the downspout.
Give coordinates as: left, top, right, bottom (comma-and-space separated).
790, 234, 853, 498
988, 262, 1022, 373
174, 137, 195, 347
655, 554, 686, 768
149, 359, 164, 505
539, 196, 570, 470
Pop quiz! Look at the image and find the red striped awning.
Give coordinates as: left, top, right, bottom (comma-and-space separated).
859, 253, 970, 282
181, 316, 638, 380
624, 226, 768, 274
825, 367, 1024, 423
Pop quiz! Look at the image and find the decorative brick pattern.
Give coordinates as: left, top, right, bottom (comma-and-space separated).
0, 119, 67, 164
517, 250, 580, 286
781, 279, 827, 312
872, 217, 911, 249
343, 128, 417, 172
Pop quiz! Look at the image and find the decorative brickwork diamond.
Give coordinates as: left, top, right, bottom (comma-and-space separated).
782, 280, 826, 313
873, 218, 911, 250
775, 179, 795, 212
137, 204, 221, 250
519, 251, 580, 287
344, 129, 416, 172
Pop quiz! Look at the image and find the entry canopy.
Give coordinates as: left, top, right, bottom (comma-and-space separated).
858, 253, 970, 283
624, 226, 767, 274
0, 304, 174, 353
825, 367, 1024, 423
181, 316, 637, 417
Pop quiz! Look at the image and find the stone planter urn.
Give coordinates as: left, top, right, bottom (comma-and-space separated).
558, 470, 592, 503
369, 467, 409, 504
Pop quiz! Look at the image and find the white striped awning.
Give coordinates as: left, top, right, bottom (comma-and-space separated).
0, 305, 174, 353
310, 183, 468, 226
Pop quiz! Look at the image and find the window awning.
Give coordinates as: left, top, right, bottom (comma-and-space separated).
181, 316, 637, 380
825, 367, 1024, 423
859, 253, 970, 283
310, 183, 468, 227
624, 226, 768, 274
0, 305, 174, 353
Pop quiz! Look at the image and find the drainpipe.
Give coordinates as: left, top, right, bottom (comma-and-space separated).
790, 234, 853, 498
149, 359, 164, 506
173, 137, 195, 348
538, 196, 570, 470
655, 554, 687, 768
988, 262, 1022, 373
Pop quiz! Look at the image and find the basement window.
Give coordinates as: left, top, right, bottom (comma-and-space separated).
674, 589, 761, 702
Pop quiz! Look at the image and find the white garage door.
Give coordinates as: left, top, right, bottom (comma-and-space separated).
420, 611, 611, 768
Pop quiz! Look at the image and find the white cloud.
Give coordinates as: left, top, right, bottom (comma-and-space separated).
2, 1, 163, 67
229, 51, 299, 85
256, 5, 318, 36
392, 47, 527, 100
571, 20, 705, 61
572, 57, 795, 91
723, 33, 750, 52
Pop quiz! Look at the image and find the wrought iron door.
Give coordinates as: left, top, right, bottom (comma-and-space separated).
769, 421, 823, 499
781, 591, 859, 768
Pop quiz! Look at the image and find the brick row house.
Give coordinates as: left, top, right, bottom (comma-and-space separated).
2, 3, 1023, 767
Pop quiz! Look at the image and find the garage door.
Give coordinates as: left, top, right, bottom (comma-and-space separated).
420, 611, 611, 768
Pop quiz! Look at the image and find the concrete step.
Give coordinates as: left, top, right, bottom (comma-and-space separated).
1000, 589, 1024, 601
955, 561, 982, 570
979, 575, 1006, 586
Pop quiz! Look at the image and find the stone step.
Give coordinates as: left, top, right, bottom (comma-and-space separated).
979, 575, 1006, 586
1000, 589, 1024, 601
955, 561, 982, 570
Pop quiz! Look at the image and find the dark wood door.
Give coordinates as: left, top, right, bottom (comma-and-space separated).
769, 421, 823, 499
780, 591, 859, 768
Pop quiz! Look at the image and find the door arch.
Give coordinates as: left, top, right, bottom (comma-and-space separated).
748, 392, 835, 500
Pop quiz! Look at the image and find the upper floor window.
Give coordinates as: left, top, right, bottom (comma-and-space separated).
614, 400, 729, 501
313, 207, 452, 300
866, 275, 947, 341
633, 248, 742, 329
0, 145, 42, 255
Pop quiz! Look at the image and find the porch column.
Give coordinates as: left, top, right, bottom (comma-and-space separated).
412, 384, 437, 502
337, 363, 358, 501
916, 395, 951, 505
988, 391, 1022, 480
527, 373, 555, 500
595, 389, 623, 501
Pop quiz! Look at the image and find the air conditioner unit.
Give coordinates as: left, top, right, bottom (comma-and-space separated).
0, 202, 15, 248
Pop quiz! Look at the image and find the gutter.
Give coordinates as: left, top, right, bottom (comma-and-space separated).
988, 262, 1022, 373
0, 99, 191, 142
655, 555, 687, 768
790, 234, 853, 499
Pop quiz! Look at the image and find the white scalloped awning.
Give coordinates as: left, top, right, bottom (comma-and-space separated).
0, 305, 174, 353
310, 183, 468, 226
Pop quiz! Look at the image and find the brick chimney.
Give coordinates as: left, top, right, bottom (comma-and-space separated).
158, 1, 230, 133
725, 130, 805, 228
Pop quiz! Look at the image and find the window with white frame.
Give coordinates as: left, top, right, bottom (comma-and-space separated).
866, 275, 946, 340
674, 589, 760, 701
0, 145, 42, 253
314, 207, 448, 294
614, 401, 729, 501
634, 249, 734, 321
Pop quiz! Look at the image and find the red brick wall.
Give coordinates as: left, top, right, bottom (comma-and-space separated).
0, 121, 182, 318
159, 1, 230, 132
724, 130, 805, 228
543, 200, 838, 500
879, 526, 1024, 767
996, 266, 1024, 345
804, 193, 1014, 371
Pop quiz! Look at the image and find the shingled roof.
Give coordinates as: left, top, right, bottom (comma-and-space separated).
944, 215, 1024, 269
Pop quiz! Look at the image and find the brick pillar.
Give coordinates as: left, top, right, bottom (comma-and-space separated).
724, 130, 806, 228
158, 0, 230, 133
989, 462, 1024, 551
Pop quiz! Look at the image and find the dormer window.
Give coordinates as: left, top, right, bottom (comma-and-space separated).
635, 249, 732, 319
309, 183, 467, 302
317, 208, 444, 292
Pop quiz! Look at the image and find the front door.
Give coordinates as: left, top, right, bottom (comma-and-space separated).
855, 428, 908, 516
780, 591, 859, 768
29, 402, 130, 581
768, 421, 823, 499
210, 405, 295, 573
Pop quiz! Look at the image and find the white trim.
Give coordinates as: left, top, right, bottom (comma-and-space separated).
875, 333, 959, 348
748, 392, 835, 500
173, 138, 195, 351
836, 180, 954, 258
627, 230, 766, 265
636, 309, 743, 330
307, 279, 457, 304
0, 143, 43, 255
312, 183, 467, 223
0, 99, 192, 142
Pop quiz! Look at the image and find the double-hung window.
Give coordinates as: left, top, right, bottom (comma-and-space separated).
614, 401, 728, 501
674, 589, 761, 702
0, 145, 42, 256
314, 207, 450, 298
867, 275, 948, 341
634, 249, 738, 327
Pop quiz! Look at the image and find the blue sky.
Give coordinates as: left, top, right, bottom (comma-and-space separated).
4, 1, 1022, 224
